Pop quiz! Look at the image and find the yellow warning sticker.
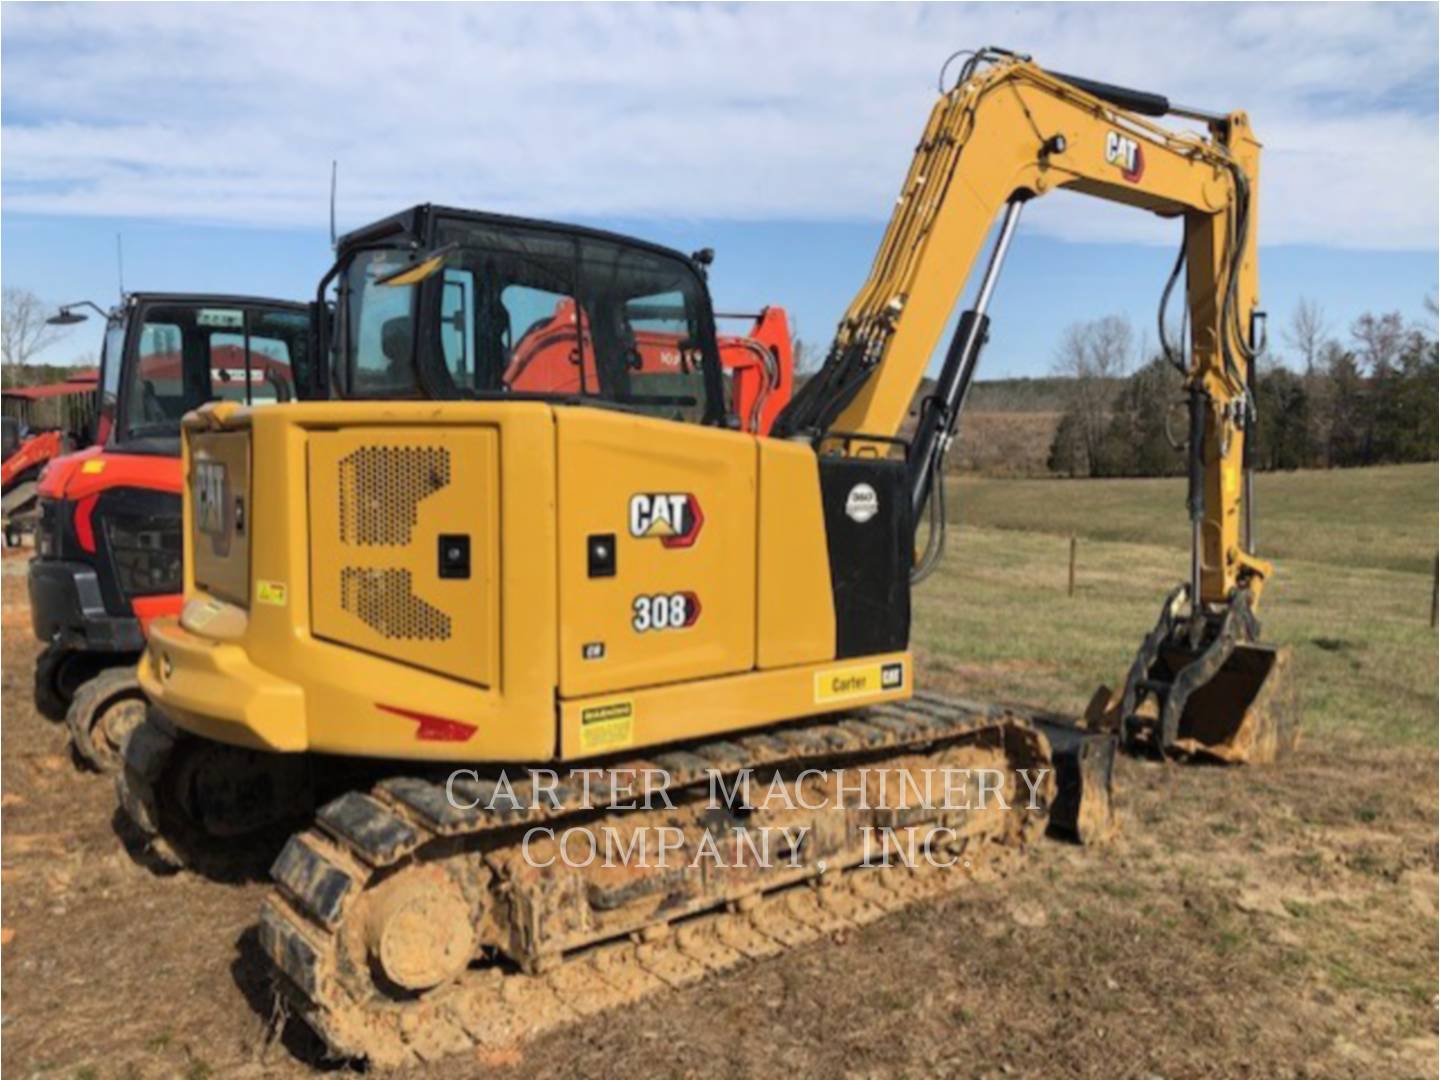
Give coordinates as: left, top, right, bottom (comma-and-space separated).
256, 580, 288, 606
814, 660, 906, 704
579, 700, 634, 752
81, 459, 106, 474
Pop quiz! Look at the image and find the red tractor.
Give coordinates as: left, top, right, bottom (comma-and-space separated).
29, 294, 313, 768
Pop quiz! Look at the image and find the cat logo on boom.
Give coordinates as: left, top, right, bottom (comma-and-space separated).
628, 493, 704, 548
1104, 130, 1145, 182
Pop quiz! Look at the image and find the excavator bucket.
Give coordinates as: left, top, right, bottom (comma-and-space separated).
1132, 643, 1301, 764
1117, 642, 1313, 771
1095, 586, 1302, 765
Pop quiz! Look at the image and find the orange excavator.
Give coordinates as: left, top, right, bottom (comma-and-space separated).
29, 294, 313, 768
4, 427, 74, 544
501, 298, 792, 435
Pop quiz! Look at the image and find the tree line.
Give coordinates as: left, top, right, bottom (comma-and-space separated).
1048, 298, 1438, 477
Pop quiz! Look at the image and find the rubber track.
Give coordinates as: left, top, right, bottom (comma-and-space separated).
260, 692, 1053, 1066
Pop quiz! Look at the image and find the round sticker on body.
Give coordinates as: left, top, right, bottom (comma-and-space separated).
845, 482, 879, 523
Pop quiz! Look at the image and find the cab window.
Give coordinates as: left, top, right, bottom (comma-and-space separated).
422, 218, 720, 422
343, 250, 420, 396
119, 304, 306, 443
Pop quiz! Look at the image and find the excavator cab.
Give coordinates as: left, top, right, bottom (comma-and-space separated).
320, 206, 791, 434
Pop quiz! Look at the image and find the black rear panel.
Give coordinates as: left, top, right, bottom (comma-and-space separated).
818, 457, 911, 658
34, 487, 181, 616
94, 487, 182, 608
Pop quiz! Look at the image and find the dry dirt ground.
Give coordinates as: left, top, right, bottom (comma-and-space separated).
3, 543, 1436, 1079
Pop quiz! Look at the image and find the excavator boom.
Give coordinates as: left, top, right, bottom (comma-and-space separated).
779, 49, 1294, 761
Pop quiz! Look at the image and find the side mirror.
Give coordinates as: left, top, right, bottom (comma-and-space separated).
374, 242, 459, 288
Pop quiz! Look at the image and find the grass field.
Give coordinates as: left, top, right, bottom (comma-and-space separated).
1, 464, 1434, 1078
919, 462, 1438, 744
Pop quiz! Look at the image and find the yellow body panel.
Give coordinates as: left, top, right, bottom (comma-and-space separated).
308, 426, 500, 687
161, 400, 562, 761
555, 408, 757, 696
756, 439, 834, 668
189, 429, 251, 606
139, 616, 306, 752
148, 399, 873, 763
560, 653, 909, 759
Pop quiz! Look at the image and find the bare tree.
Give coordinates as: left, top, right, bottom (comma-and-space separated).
1350, 310, 1405, 376
2, 287, 70, 385
790, 334, 819, 376
1284, 298, 1328, 376
1050, 314, 1132, 474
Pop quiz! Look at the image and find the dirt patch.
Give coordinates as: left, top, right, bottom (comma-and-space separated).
1, 542, 1436, 1078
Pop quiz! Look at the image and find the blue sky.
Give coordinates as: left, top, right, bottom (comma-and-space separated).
3, 3, 1437, 373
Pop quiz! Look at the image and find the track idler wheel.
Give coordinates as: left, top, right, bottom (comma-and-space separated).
67, 666, 148, 772
363, 866, 479, 992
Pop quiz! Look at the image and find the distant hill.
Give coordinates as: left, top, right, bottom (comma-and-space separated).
896, 375, 1119, 415
906, 376, 1094, 477
786, 373, 1087, 477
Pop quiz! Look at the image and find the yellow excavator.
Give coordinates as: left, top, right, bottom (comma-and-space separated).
122, 48, 1295, 1064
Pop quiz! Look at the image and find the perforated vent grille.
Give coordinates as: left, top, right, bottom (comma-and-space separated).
340, 568, 452, 640
338, 446, 451, 546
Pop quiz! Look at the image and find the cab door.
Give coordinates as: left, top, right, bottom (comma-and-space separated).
556, 408, 756, 697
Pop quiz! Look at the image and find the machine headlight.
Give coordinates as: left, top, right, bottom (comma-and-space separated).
105, 515, 183, 596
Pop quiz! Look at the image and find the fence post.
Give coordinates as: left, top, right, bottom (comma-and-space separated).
1068, 535, 1077, 598
1430, 554, 1437, 629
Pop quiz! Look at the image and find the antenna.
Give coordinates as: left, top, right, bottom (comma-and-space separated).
115, 233, 125, 301
329, 160, 338, 249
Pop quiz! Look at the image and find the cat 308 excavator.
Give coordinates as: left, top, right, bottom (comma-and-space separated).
125, 49, 1295, 1064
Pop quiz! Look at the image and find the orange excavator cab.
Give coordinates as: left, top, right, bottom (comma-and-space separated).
501, 298, 794, 434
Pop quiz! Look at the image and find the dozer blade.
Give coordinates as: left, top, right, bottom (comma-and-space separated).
1032, 717, 1118, 841
980, 700, 1117, 843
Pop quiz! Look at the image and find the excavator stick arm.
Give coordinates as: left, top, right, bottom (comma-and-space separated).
778, 49, 1289, 761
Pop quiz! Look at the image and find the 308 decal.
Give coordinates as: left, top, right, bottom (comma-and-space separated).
631, 591, 701, 632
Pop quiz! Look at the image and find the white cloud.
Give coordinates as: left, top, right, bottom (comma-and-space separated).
1, 2, 1435, 248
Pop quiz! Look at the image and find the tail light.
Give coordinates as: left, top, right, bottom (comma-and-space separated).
73, 493, 100, 554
